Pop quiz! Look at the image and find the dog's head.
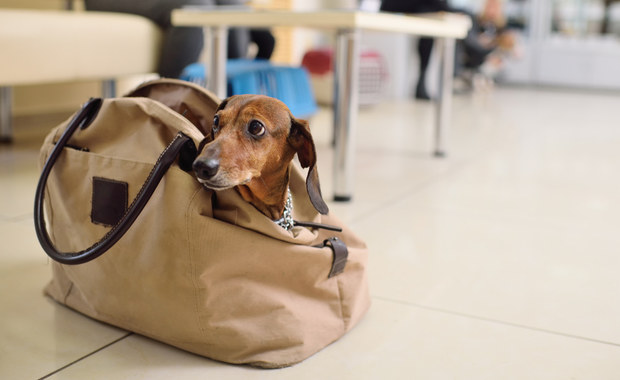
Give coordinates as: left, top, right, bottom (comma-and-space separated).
192, 95, 329, 215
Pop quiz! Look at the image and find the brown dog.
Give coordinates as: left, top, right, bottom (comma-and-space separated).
192, 95, 328, 224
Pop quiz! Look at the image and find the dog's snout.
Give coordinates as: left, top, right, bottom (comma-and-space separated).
193, 158, 220, 179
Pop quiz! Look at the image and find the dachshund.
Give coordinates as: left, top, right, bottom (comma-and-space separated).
192, 95, 328, 226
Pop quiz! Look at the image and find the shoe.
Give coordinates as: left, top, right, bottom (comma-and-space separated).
415, 81, 431, 100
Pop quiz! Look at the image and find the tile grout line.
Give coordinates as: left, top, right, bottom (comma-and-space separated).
38, 332, 133, 379
373, 295, 620, 349
347, 132, 524, 227
0, 213, 34, 223
349, 159, 473, 227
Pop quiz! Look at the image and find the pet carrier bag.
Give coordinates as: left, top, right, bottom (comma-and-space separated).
34, 79, 370, 368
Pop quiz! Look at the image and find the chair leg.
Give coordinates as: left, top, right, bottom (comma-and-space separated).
0, 86, 13, 144
101, 79, 116, 98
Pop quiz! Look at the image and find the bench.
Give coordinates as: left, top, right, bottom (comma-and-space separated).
0, 8, 161, 142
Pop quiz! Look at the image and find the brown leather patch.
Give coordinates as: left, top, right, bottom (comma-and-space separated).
91, 177, 128, 227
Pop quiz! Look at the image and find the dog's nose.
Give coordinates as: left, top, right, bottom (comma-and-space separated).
193, 158, 220, 179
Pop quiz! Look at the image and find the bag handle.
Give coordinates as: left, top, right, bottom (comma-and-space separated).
34, 98, 197, 265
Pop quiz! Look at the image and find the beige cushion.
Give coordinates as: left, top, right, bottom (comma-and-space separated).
0, 9, 161, 86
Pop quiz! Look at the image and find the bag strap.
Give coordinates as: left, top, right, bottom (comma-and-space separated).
324, 237, 348, 278
34, 98, 197, 265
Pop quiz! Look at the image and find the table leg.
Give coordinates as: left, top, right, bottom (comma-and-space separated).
333, 28, 360, 202
204, 26, 228, 99
435, 37, 455, 158
0, 86, 12, 143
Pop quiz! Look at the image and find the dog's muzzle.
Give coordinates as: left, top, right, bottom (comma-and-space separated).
193, 157, 220, 180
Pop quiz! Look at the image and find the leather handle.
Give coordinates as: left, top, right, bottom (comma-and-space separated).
34, 98, 196, 265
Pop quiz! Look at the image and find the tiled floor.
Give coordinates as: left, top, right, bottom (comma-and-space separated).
2, 86, 620, 379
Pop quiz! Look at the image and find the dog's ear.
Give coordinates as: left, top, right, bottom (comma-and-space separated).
288, 116, 329, 215
215, 96, 232, 112
214, 97, 231, 120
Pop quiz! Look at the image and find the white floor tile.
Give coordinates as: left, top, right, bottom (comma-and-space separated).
0, 220, 128, 380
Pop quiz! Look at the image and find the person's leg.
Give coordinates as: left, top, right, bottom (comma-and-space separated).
227, 28, 251, 59
158, 27, 205, 78
415, 37, 433, 100
249, 29, 275, 60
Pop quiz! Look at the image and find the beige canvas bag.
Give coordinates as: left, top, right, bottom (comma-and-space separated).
34, 79, 370, 368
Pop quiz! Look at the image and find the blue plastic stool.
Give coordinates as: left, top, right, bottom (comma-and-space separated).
180, 59, 318, 119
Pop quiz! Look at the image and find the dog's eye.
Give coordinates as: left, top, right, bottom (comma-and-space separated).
212, 115, 220, 134
248, 120, 266, 137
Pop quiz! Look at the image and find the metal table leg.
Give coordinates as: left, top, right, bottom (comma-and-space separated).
204, 26, 228, 99
435, 37, 455, 158
332, 28, 360, 202
0, 86, 12, 143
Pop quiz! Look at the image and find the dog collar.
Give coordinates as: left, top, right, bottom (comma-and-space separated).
275, 188, 294, 231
